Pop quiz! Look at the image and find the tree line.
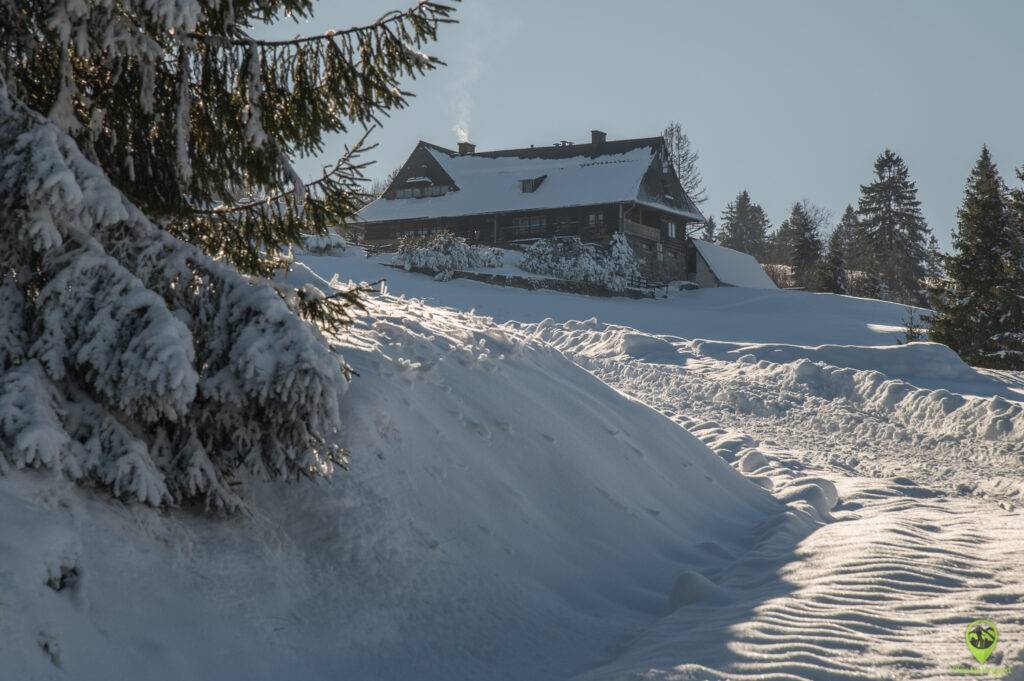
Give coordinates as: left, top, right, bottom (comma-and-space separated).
694, 147, 1024, 369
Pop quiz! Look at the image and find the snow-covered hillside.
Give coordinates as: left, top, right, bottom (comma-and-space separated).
4, 247, 1022, 680
2, 291, 828, 681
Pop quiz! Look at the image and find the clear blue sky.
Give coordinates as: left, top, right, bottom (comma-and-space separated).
272, 1, 1024, 250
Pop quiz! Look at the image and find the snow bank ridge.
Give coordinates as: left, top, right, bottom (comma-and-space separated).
692, 336, 1024, 444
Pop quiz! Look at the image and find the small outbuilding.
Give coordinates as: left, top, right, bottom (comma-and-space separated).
689, 239, 777, 289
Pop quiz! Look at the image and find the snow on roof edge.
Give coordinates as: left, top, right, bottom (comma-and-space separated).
634, 200, 704, 223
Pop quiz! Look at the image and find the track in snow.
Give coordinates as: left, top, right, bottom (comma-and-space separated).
517, 319, 1024, 680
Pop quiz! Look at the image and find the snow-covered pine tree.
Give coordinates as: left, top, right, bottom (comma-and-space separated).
663, 121, 707, 205
719, 191, 770, 259
1, 1, 454, 275
783, 202, 824, 290
700, 216, 718, 243
822, 225, 849, 295
0, 1, 455, 510
927, 147, 1024, 369
605, 231, 641, 291
855, 150, 933, 305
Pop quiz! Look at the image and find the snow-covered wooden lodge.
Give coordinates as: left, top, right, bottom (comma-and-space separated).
356, 131, 707, 281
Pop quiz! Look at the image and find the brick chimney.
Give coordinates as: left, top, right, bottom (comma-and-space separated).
458, 141, 476, 155
591, 130, 607, 147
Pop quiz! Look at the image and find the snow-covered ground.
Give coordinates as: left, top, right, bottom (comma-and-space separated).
4, 247, 1022, 680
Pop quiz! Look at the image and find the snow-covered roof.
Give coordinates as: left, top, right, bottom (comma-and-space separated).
357, 142, 704, 223
691, 239, 777, 289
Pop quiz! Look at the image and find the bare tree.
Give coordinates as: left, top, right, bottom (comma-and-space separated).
663, 121, 707, 205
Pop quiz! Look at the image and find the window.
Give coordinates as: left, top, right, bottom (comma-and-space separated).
519, 175, 547, 193
656, 242, 664, 262
402, 225, 439, 238
667, 222, 677, 239
393, 185, 447, 199
510, 215, 547, 238
588, 212, 605, 228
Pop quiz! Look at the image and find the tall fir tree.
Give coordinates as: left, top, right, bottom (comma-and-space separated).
834, 205, 859, 266
701, 215, 718, 243
855, 150, 933, 304
719, 190, 770, 258
0, 1, 455, 510
924, 235, 945, 281
822, 223, 850, 295
927, 147, 1024, 369
663, 121, 707, 205
1, 1, 454, 275
834, 204, 875, 297
781, 202, 824, 290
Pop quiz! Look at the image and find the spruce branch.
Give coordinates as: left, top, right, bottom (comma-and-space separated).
189, 2, 458, 47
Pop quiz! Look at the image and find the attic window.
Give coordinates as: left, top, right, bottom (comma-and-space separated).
394, 185, 447, 199
519, 175, 546, 193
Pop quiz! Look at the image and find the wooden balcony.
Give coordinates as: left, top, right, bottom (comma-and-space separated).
623, 218, 661, 241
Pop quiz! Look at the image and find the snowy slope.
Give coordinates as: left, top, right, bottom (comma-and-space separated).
515, 319, 1024, 680
302, 248, 926, 346
6, 248, 1023, 680
0, 295, 786, 681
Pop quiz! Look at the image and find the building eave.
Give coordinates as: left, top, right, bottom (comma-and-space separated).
633, 200, 705, 223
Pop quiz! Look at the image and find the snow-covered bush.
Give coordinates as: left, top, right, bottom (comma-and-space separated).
519, 233, 640, 292
605, 232, 642, 291
300, 232, 347, 255
393, 232, 504, 272
0, 85, 348, 512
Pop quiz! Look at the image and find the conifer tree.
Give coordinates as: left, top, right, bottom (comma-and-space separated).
928, 147, 1024, 369
856, 150, 933, 304
0, 1, 455, 510
719, 190, 770, 258
700, 216, 718, 243
1, 1, 454, 274
781, 202, 824, 290
925, 235, 946, 280
834, 205, 859, 265
822, 224, 849, 295
663, 121, 707, 205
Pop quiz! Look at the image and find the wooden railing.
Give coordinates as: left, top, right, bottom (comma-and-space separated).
623, 218, 661, 241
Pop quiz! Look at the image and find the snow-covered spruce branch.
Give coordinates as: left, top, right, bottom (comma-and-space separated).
0, 82, 348, 511
188, 2, 458, 48
0, 0, 455, 273
179, 129, 376, 275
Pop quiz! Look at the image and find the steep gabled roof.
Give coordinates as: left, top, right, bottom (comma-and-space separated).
356, 137, 704, 224
692, 239, 777, 289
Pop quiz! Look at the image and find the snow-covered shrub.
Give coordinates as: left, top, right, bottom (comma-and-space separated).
0, 84, 347, 512
393, 232, 504, 272
300, 232, 347, 255
519, 234, 640, 292
605, 232, 642, 291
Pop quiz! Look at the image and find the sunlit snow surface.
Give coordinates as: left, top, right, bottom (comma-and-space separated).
2, 247, 1022, 680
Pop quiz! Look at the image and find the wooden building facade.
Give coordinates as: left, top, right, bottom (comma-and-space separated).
355, 131, 706, 281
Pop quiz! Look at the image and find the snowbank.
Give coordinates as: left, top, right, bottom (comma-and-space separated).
0, 296, 778, 681
690, 339, 980, 384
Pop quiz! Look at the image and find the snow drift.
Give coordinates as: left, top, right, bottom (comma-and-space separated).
0, 295, 780, 681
